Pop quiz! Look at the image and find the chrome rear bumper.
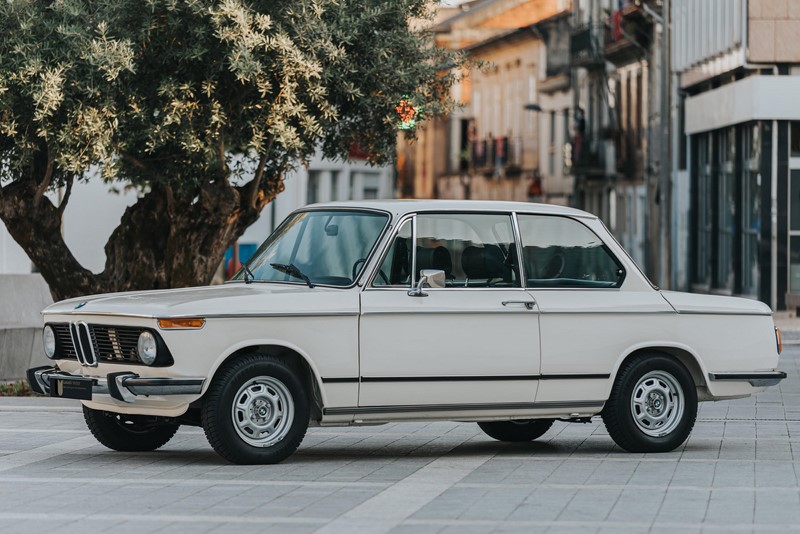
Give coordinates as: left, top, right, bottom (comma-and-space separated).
708, 371, 787, 387
27, 366, 204, 403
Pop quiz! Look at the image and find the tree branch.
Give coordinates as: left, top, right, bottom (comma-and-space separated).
247, 153, 268, 209
122, 153, 166, 182
33, 151, 55, 208
218, 128, 227, 183
56, 175, 75, 219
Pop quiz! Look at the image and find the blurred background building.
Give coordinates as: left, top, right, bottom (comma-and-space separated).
6, 0, 800, 314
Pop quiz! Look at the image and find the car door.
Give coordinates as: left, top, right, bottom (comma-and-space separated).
516, 213, 674, 405
358, 212, 541, 408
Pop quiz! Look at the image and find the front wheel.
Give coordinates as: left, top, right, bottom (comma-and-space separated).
478, 419, 554, 442
602, 354, 697, 452
201, 354, 309, 464
83, 406, 179, 452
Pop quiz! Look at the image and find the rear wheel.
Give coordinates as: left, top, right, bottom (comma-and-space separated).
83, 406, 179, 452
602, 353, 697, 452
202, 354, 309, 464
478, 419, 554, 442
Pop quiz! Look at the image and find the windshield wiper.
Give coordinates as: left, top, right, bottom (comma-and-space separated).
270, 263, 314, 288
241, 263, 255, 285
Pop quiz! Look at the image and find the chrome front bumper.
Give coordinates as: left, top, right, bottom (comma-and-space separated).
27, 366, 204, 403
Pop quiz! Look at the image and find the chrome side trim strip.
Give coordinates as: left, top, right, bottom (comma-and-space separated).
676, 310, 773, 316
360, 310, 537, 316
44, 311, 359, 319
200, 312, 358, 319
321, 374, 610, 383
323, 400, 605, 416
357, 374, 609, 383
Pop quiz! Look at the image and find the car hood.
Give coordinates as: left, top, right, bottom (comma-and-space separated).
660, 290, 772, 316
43, 283, 356, 318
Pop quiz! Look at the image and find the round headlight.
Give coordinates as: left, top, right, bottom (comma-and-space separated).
137, 331, 158, 365
43, 325, 56, 359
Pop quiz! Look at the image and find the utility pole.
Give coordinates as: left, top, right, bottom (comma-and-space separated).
659, 0, 671, 289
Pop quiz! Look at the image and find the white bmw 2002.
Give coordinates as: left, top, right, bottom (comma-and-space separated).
29, 200, 785, 463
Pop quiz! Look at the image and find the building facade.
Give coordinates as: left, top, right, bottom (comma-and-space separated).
569, 0, 666, 276
672, 0, 800, 311
399, 0, 574, 203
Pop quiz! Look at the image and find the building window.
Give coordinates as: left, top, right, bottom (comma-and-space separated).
740, 124, 761, 297
791, 168, 800, 292
695, 134, 712, 287
791, 122, 800, 157
307, 171, 320, 205
549, 110, 556, 175
715, 128, 735, 292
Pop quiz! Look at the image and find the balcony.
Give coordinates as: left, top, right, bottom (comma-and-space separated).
570, 24, 606, 68
469, 136, 526, 178
572, 134, 615, 178
604, 3, 653, 66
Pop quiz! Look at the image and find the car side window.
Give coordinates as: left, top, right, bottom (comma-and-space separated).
415, 213, 520, 288
517, 215, 624, 288
373, 220, 412, 287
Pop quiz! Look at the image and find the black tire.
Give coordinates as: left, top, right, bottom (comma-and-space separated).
478, 419, 555, 442
201, 353, 309, 464
83, 406, 179, 452
602, 353, 697, 453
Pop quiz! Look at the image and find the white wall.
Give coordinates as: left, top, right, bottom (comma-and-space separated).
0, 150, 394, 275
671, 0, 743, 73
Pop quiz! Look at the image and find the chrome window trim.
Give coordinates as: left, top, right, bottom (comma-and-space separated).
511, 211, 527, 289
226, 207, 393, 290
364, 213, 415, 290
515, 213, 627, 290
366, 210, 522, 291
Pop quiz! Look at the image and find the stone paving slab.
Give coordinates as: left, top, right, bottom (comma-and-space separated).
0, 347, 798, 532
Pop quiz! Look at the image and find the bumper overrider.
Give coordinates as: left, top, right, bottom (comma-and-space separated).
27, 365, 204, 403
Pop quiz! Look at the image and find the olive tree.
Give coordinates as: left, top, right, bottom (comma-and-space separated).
0, 0, 457, 300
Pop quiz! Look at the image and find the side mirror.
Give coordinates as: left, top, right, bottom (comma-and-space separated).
421, 269, 446, 288
407, 269, 445, 297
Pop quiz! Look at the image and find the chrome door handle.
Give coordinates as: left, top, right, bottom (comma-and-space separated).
501, 300, 536, 310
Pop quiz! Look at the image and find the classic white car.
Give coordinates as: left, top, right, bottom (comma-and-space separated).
28, 200, 785, 464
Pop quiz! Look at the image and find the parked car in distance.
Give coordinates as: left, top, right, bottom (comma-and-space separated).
28, 200, 785, 463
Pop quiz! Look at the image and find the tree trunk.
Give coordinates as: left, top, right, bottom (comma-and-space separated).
0, 175, 282, 302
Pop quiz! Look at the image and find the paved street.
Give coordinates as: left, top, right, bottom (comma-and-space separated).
1, 346, 799, 533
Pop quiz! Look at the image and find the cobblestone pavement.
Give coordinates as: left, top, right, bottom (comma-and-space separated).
1, 346, 799, 533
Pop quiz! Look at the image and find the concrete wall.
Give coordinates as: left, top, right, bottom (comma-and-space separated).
0, 275, 53, 380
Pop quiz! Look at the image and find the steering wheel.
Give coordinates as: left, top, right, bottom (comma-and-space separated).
351, 258, 390, 285
540, 252, 565, 279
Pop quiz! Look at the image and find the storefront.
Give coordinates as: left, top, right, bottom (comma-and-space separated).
685, 74, 800, 310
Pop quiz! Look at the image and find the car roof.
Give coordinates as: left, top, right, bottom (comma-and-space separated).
303, 199, 596, 219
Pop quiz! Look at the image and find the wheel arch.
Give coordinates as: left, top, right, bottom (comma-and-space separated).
204, 341, 326, 421
610, 343, 709, 396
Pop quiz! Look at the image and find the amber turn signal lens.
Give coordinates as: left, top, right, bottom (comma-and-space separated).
158, 318, 206, 329
776, 327, 783, 355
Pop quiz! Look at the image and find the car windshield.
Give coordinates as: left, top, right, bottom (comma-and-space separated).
233, 210, 389, 287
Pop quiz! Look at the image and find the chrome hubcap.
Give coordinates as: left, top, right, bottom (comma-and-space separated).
232, 376, 294, 447
630, 370, 684, 437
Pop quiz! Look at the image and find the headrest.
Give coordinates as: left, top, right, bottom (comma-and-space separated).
461, 245, 505, 280
416, 246, 452, 275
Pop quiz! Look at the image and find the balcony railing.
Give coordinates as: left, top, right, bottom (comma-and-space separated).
570, 24, 606, 68
467, 136, 525, 177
